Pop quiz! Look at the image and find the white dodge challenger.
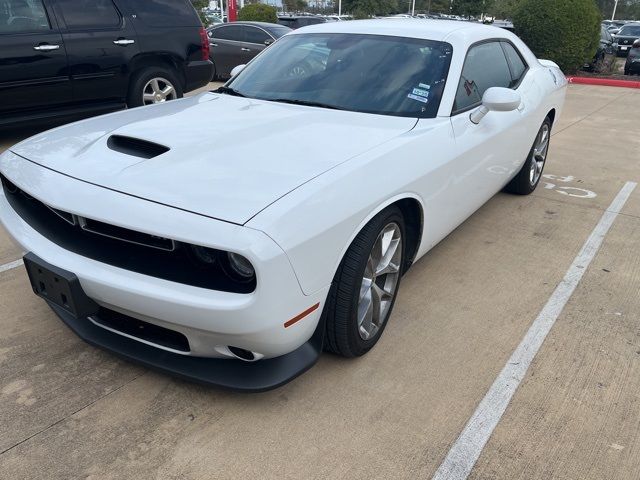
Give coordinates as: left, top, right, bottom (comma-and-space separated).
0, 20, 566, 391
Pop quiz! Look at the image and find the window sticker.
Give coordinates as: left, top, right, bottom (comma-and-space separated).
412, 88, 430, 98
418, 83, 431, 90
407, 93, 429, 104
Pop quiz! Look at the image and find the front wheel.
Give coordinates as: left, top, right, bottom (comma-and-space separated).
324, 206, 405, 357
504, 117, 552, 195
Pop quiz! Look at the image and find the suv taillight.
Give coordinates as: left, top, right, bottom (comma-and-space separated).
199, 27, 210, 61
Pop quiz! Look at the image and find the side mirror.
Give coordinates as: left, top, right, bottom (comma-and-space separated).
470, 87, 521, 124
634, 39, 640, 48
230, 64, 246, 77
264, 39, 273, 46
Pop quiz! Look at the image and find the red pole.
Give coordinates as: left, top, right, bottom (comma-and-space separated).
228, 0, 238, 21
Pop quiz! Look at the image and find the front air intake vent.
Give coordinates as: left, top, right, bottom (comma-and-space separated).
107, 135, 169, 159
79, 217, 175, 251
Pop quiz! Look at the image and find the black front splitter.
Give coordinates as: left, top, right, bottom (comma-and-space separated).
47, 301, 323, 393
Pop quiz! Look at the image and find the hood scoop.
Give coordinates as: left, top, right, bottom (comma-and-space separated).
107, 135, 169, 159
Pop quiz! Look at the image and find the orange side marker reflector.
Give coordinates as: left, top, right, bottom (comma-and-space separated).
284, 303, 320, 328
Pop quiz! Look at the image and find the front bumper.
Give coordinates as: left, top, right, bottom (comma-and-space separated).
617, 45, 633, 56
625, 58, 640, 73
0, 152, 330, 389
47, 298, 324, 392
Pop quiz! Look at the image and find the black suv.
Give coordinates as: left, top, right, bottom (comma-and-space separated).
277, 15, 326, 30
0, 0, 213, 127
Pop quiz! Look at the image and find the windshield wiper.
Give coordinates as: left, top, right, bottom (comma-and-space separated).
214, 86, 246, 97
269, 98, 346, 111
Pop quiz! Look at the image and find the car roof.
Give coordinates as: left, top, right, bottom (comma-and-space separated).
278, 15, 323, 19
209, 21, 287, 29
289, 19, 508, 42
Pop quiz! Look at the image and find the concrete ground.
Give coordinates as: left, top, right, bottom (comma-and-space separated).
0, 83, 639, 479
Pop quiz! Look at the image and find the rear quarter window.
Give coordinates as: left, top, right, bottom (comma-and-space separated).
57, 0, 121, 29
127, 0, 200, 27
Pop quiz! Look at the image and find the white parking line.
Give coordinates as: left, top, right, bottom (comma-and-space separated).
0, 258, 23, 274
432, 181, 637, 480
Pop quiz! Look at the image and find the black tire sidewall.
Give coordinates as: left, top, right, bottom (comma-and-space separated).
327, 207, 406, 357
504, 117, 552, 195
528, 118, 552, 190
126, 67, 183, 108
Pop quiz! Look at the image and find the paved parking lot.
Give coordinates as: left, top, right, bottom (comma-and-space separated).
1, 83, 639, 479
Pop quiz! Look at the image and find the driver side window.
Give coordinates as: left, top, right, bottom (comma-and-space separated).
453, 41, 512, 114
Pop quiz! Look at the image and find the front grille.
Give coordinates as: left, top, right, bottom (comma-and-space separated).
93, 307, 190, 353
79, 217, 175, 251
1, 174, 256, 293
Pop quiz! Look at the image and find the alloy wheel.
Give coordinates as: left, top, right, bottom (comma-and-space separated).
357, 222, 402, 341
530, 123, 550, 186
142, 77, 177, 105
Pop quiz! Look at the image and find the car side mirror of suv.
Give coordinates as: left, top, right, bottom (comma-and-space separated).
634, 39, 640, 48
230, 64, 246, 77
470, 87, 521, 124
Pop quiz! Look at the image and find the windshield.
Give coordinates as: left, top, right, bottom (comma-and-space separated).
227, 33, 453, 118
620, 25, 640, 36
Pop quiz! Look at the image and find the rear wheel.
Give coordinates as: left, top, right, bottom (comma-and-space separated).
324, 206, 405, 357
126, 67, 183, 108
504, 117, 552, 195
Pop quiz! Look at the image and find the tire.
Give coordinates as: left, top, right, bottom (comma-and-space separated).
503, 117, 552, 195
324, 206, 405, 357
594, 53, 605, 73
126, 67, 183, 108
210, 60, 218, 81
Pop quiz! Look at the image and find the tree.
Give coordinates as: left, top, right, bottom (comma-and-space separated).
422, 0, 452, 13
452, 0, 495, 18
491, 0, 519, 18
238, 3, 279, 22
283, 0, 309, 12
513, 0, 601, 73
341, 0, 398, 17
190, 0, 208, 24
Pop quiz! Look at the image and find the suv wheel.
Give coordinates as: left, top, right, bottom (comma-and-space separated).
127, 67, 183, 108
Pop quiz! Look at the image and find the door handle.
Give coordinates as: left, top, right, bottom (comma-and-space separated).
210, 42, 218, 47
241, 47, 251, 52
33, 44, 60, 51
113, 38, 135, 46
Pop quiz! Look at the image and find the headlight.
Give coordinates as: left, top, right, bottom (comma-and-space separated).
190, 245, 218, 265
225, 252, 255, 282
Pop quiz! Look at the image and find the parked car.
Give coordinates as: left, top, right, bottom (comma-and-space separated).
207, 22, 291, 79
277, 15, 326, 29
491, 20, 515, 32
624, 39, 640, 75
0, 20, 566, 391
583, 26, 616, 72
613, 22, 640, 56
0, 0, 213, 127
205, 13, 224, 25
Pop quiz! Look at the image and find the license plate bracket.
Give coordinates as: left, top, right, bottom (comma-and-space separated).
23, 252, 99, 319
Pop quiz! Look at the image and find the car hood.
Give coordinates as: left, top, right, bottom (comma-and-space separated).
10, 93, 415, 224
